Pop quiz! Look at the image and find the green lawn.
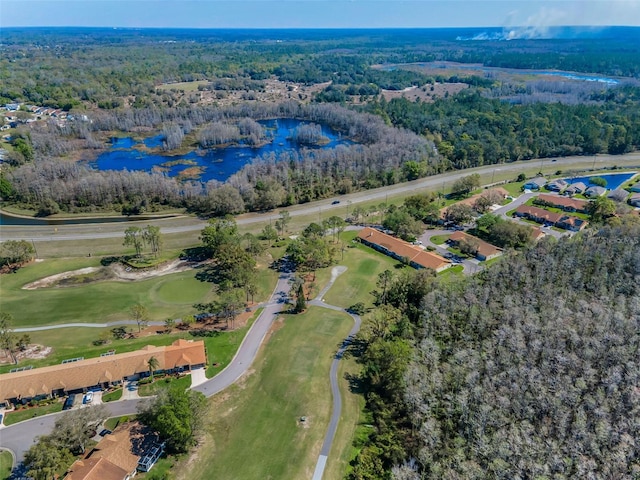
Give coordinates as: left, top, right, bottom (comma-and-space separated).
138, 374, 192, 397
0, 450, 12, 480
429, 234, 450, 245
0, 255, 277, 328
104, 415, 137, 431
182, 307, 353, 480
3, 401, 64, 426
438, 265, 465, 280
501, 181, 525, 197
102, 388, 123, 402
321, 231, 405, 309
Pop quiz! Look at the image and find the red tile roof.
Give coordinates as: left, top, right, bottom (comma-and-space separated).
448, 231, 502, 259
357, 228, 450, 271
515, 205, 564, 224
537, 194, 589, 212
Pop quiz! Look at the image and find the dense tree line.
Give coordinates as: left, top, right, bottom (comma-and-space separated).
7, 102, 437, 215
2, 28, 638, 108
348, 219, 640, 479
367, 89, 640, 169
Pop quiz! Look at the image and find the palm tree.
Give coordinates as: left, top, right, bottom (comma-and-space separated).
147, 356, 160, 381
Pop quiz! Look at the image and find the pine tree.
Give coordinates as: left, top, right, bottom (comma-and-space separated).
295, 282, 306, 313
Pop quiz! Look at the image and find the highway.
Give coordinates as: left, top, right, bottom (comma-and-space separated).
2, 152, 639, 242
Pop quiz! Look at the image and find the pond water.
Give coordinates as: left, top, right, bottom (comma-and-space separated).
91, 118, 352, 183
563, 172, 636, 190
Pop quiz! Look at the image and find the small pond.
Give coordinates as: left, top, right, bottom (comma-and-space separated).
90, 118, 352, 183
563, 172, 637, 190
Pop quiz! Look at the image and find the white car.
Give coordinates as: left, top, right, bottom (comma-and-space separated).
83, 392, 93, 404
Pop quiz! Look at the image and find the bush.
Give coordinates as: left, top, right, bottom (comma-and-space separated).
348, 302, 367, 315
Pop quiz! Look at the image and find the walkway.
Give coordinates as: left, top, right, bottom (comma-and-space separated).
1, 266, 360, 480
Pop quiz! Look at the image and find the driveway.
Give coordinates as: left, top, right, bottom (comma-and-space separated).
419, 229, 480, 275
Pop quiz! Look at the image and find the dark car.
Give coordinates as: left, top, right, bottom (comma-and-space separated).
63, 394, 76, 410
331, 200, 340, 205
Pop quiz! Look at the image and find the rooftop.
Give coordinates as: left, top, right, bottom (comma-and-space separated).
357, 227, 450, 271
448, 231, 502, 259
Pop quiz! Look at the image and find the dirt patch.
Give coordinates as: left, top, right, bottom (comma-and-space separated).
0, 344, 52, 365
380, 82, 469, 103
23, 267, 101, 290
22, 258, 205, 290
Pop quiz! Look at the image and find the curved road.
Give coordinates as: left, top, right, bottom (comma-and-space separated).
2, 152, 639, 242
1, 267, 360, 480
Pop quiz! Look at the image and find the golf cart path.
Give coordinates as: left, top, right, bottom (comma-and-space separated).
1, 265, 361, 480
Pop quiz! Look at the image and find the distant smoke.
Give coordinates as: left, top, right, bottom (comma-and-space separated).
457, 7, 567, 41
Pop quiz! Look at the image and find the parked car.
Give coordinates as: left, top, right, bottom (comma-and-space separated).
331, 200, 340, 205
83, 392, 93, 404
63, 394, 76, 410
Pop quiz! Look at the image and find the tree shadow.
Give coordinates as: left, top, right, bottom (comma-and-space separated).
345, 372, 366, 394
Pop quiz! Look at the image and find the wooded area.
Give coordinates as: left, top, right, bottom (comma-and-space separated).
347, 218, 640, 479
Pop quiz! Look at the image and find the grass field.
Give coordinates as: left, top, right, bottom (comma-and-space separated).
0, 254, 277, 328
102, 388, 123, 402
0, 450, 12, 480
3, 401, 64, 426
179, 307, 353, 480
321, 231, 408, 309
157, 80, 208, 92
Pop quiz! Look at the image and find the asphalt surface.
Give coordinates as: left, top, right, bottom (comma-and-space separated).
2, 152, 639, 242
1, 267, 360, 480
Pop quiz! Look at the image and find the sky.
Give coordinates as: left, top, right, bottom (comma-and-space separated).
1, 0, 640, 29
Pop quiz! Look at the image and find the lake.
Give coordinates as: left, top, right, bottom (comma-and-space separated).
90, 119, 352, 183
563, 172, 637, 190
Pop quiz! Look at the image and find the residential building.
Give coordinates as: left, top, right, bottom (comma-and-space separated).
357, 227, 451, 272
585, 186, 607, 197
607, 189, 630, 203
536, 193, 589, 213
628, 183, 640, 193
515, 205, 563, 225
556, 216, 588, 231
565, 182, 587, 195
448, 231, 503, 261
523, 177, 547, 190
546, 179, 569, 192
66, 422, 164, 480
0, 339, 206, 404
630, 193, 640, 207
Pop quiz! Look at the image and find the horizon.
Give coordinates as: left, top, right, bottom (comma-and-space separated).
3, 1, 640, 30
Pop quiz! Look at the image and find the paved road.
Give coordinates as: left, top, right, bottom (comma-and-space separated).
309, 267, 362, 480
0, 271, 292, 464
419, 229, 481, 275
2, 152, 639, 242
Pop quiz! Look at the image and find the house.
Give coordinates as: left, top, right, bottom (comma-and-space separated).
536, 193, 589, 213
448, 231, 502, 261
66, 422, 164, 480
557, 215, 588, 231
607, 189, 630, 203
628, 183, 640, 193
515, 205, 563, 225
585, 186, 607, 197
0, 339, 206, 404
546, 179, 568, 192
523, 177, 547, 190
530, 227, 545, 241
630, 193, 640, 207
565, 182, 587, 195
357, 227, 451, 272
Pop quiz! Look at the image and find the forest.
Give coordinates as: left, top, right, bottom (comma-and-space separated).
2, 28, 640, 216
347, 218, 640, 479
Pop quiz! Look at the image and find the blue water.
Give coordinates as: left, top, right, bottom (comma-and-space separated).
91, 119, 352, 183
563, 172, 636, 190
